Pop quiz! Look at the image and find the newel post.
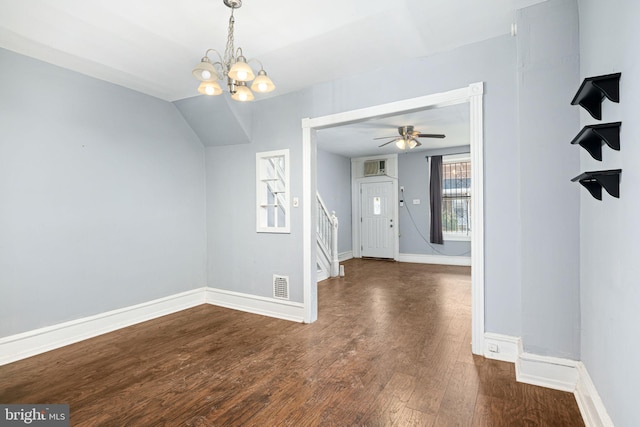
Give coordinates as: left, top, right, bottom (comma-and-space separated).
330, 211, 339, 277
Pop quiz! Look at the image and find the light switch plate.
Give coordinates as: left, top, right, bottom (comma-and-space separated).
412, 199, 420, 205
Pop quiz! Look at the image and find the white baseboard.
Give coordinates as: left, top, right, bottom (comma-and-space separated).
338, 251, 353, 262
317, 270, 329, 282
205, 287, 305, 323
397, 253, 471, 266
0, 288, 206, 366
474, 332, 614, 426
515, 352, 579, 392
574, 362, 614, 427
484, 333, 579, 392
483, 332, 521, 363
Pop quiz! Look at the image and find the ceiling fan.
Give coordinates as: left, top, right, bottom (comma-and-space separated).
375, 125, 445, 150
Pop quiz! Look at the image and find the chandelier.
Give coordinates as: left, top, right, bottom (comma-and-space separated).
192, 0, 275, 101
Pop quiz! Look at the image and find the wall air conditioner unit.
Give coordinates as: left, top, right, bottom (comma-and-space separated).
364, 160, 386, 177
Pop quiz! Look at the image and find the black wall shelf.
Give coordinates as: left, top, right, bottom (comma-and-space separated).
570, 122, 621, 161
571, 73, 621, 120
571, 169, 621, 200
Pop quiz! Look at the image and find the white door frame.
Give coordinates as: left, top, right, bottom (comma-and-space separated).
302, 82, 485, 355
351, 154, 399, 260
358, 179, 397, 259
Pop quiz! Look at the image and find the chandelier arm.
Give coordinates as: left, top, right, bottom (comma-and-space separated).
247, 58, 264, 71
204, 49, 224, 64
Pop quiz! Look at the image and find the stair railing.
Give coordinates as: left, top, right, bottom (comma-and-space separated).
316, 192, 339, 277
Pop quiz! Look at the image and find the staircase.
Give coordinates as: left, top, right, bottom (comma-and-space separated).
317, 192, 339, 281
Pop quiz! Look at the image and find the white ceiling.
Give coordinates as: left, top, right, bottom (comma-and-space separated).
0, 0, 546, 102
317, 103, 470, 158
0, 0, 546, 157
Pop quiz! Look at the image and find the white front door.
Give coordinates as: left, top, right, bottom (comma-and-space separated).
360, 181, 395, 259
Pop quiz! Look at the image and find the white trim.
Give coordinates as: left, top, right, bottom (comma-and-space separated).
316, 269, 329, 282
482, 333, 614, 427
483, 332, 522, 363
205, 287, 305, 323
256, 149, 291, 233
302, 118, 315, 323
355, 177, 399, 260
0, 288, 205, 366
397, 253, 471, 267
303, 84, 485, 356
574, 362, 615, 427
442, 233, 471, 242
469, 82, 485, 356
516, 352, 579, 392
338, 251, 353, 262
351, 155, 399, 260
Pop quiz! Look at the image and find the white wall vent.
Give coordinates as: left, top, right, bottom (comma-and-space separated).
273, 274, 289, 300
364, 159, 386, 176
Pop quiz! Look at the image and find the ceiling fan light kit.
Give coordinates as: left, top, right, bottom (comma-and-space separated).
192, 0, 275, 101
377, 125, 446, 150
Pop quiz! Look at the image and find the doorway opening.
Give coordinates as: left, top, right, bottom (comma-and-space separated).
302, 83, 485, 354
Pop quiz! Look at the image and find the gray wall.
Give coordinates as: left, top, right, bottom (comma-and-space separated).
517, 0, 581, 359
203, 34, 522, 334
398, 148, 471, 257
317, 149, 352, 255
0, 48, 207, 337
577, 0, 640, 425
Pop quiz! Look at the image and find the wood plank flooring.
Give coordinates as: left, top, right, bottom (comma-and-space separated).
0, 259, 584, 426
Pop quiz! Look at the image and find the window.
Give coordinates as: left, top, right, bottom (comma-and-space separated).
256, 149, 290, 233
442, 155, 471, 240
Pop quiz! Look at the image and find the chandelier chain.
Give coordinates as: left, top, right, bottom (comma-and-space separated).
223, 9, 236, 69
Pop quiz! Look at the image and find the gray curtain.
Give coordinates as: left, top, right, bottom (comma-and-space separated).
429, 155, 444, 244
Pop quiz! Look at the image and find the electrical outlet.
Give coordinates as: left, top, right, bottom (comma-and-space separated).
400, 186, 405, 192
488, 343, 499, 353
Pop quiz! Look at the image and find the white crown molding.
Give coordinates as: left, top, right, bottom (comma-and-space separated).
397, 253, 471, 267
0, 288, 206, 366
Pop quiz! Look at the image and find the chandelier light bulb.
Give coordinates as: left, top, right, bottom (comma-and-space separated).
250, 70, 276, 93
231, 82, 255, 101
201, 70, 212, 80
197, 80, 223, 96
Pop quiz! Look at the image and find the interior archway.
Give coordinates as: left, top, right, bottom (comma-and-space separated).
302, 83, 485, 354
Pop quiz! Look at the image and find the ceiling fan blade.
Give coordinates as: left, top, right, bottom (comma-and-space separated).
373, 135, 397, 140
416, 133, 446, 139
378, 138, 397, 147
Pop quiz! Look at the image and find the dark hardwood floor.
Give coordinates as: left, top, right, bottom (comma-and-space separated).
0, 259, 584, 426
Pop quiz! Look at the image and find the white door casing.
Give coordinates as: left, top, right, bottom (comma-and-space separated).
360, 181, 394, 258
302, 83, 484, 356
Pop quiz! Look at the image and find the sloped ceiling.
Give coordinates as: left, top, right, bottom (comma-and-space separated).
0, 0, 547, 102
